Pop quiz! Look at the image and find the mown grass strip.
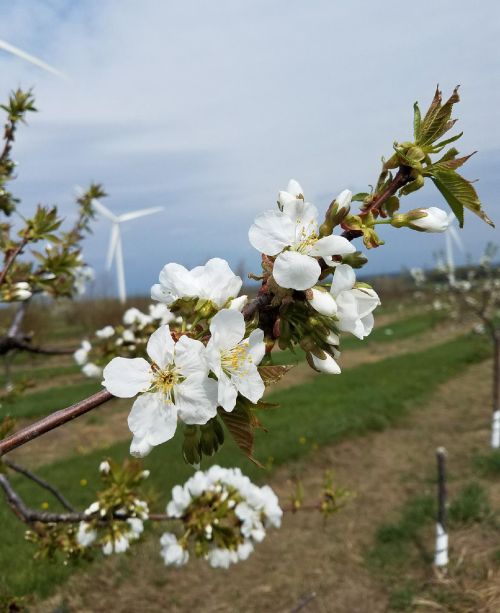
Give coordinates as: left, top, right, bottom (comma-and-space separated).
0, 380, 102, 420
0, 364, 79, 388
0, 333, 489, 600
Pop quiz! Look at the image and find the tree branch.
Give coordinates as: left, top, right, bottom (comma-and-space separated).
0, 472, 171, 525
0, 337, 76, 356
0, 389, 113, 457
342, 166, 413, 240
3, 458, 76, 512
0, 236, 28, 286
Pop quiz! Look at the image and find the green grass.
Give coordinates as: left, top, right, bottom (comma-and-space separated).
0, 364, 79, 388
448, 482, 491, 525
0, 380, 102, 420
366, 481, 493, 610
367, 494, 435, 574
473, 450, 500, 477
0, 333, 489, 601
275, 312, 443, 365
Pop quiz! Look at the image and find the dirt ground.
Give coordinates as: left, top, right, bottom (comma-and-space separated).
34, 353, 498, 612
11, 322, 464, 468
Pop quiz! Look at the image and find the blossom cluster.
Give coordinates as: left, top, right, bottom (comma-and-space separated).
160, 465, 282, 569
74, 302, 178, 378
75, 459, 150, 555
90, 178, 461, 461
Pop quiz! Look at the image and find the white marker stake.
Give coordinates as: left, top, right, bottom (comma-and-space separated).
491, 410, 500, 449
434, 447, 448, 569
434, 522, 449, 568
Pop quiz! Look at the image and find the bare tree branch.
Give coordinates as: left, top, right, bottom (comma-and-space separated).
3, 458, 76, 512
0, 389, 113, 457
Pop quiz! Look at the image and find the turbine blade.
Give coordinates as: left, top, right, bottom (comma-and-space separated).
91, 198, 118, 222
118, 207, 164, 223
0, 39, 69, 80
106, 224, 119, 270
115, 232, 127, 304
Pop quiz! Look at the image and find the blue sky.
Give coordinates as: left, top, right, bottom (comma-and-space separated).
0, 0, 499, 296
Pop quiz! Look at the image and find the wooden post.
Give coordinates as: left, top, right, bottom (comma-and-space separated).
434, 447, 448, 569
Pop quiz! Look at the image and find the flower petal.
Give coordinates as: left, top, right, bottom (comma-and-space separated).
130, 436, 154, 458
247, 328, 265, 365
217, 371, 238, 412
146, 325, 174, 369
352, 287, 381, 318
248, 210, 296, 256
286, 179, 304, 198
273, 251, 321, 290
201, 258, 242, 307
209, 309, 245, 350
233, 366, 265, 403
309, 234, 356, 258
175, 336, 209, 377
281, 200, 319, 242
175, 375, 218, 425
127, 391, 178, 447
157, 263, 199, 303
102, 357, 152, 398
330, 264, 356, 297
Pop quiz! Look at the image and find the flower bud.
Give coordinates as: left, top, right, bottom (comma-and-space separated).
307, 351, 341, 374
341, 251, 368, 269
392, 207, 450, 232
319, 189, 352, 236
307, 288, 337, 317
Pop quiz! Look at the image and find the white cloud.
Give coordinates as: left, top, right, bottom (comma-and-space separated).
0, 0, 498, 294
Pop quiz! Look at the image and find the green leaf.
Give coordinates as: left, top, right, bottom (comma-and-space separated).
425, 151, 476, 174
431, 131, 463, 152
351, 192, 370, 203
413, 102, 421, 141
431, 169, 494, 228
419, 86, 460, 146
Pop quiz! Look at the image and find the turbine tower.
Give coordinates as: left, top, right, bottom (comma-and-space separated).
76, 187, 163, 303
444, 213, 464, 285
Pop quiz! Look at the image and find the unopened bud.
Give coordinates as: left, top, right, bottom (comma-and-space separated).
341, 251, 368, 269
320, 189, 352, 236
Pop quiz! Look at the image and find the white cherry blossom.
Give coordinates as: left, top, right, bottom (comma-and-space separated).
160, 533, 189, 567
330, 264, 380, 339
74, 340, 91, 365
82, 363, 102, 378
249, 180, 355, 290
151, 258, 242, 308
95, 325, 115, 339
206, 309, 266, 412
102, 325, 218, 457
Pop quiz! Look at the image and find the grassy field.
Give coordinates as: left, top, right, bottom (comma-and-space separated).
276, 311, 444, 365
0, 331, 489, 603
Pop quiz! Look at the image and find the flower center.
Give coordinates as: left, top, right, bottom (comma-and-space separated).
295, 231, 319, 254
152, 363, 183, 403
221, 343, 250, 375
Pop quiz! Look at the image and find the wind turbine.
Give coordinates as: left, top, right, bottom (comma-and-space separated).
0, 38, 68, 80
444, 212, 464, 285
76, 187, 163, 303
